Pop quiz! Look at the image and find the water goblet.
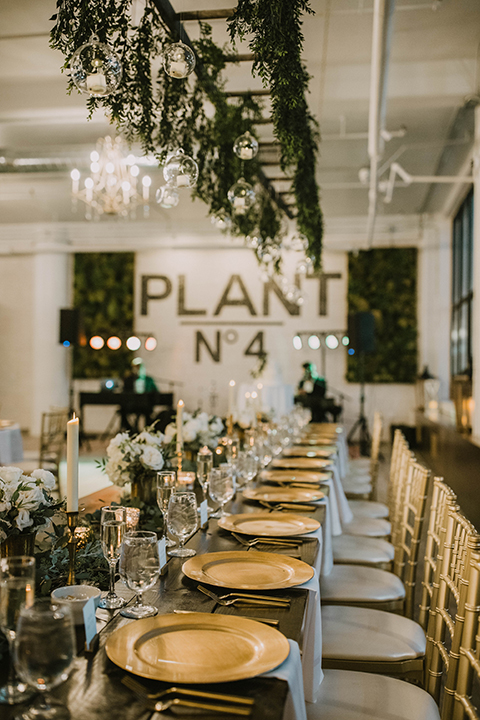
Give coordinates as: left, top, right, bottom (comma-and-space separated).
0, 556, 36, 705
156, 471, 176, 547
14, 599, 75, 720
119, 531, 160, 618
99, 505, 127, 609
167, 492, 198, 557
209, 464, 235, 518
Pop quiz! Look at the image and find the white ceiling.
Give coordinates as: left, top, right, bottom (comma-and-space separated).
0, 0, 478, 232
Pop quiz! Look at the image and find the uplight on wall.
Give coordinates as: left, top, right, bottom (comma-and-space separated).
106, 336, 122, 350
144, 336, 157, 351
126, 336, 142, 351
307, 335, 321, 350
325, 334, 339, 350
90, 336, 105, 350
293, 335, 303, 350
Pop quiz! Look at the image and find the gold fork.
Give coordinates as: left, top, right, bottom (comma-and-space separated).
122, 675, 254, 706
231, 532, 299, 547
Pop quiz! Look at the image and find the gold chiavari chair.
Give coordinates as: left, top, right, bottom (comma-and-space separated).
321, 457, 430, 613
451, 548, 480, 720
424, 509, 480, 709
418, 479, 458, 629
331, 431, 411, 569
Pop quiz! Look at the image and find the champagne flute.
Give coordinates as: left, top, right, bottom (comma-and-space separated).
209, 464, 235, 518
99, 505, 127, 609
167, 492, 198, 557
156, 471, 176, 547
0, 556, 35, 705
119, 531, 160, 618
196, 446, 213, 509
14, 599, 75, 720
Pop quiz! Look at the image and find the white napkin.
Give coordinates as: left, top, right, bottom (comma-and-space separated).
297, 568, 323, 702
262, 639, 307, 720
330, 463, 354, 527
305, 509, 333, 577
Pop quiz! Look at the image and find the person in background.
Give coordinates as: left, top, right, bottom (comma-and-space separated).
121, 358, 158, 431
295, 362, 342, 422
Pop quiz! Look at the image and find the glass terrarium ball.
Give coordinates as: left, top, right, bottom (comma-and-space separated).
70, 35, 122, 97
227, 178, 255, 214
163, 41, 196, 79
233, 131, 259, 160
155, 185, 180, 208
163, 149, 199, 188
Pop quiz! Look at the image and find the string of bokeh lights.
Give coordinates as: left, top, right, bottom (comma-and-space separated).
62, 334, 157, 351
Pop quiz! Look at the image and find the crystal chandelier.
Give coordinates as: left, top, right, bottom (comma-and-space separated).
70, 136, 151, 219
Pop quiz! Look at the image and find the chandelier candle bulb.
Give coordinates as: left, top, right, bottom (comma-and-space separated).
66, 415, 79, 513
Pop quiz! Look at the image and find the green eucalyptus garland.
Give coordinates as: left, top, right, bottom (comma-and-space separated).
49, 0, 322, 269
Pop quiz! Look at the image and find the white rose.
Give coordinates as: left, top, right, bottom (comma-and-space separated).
164, 424, 176, 442
137, 430, 163, 446
0, 466, 23, 485
196, 413, 209, 432
0, 500, 11, 513
19, 485, 45, 510
107, 433, 130, 455
140, 446, 164, 471
30, 469, 56, 491
183, 420, 198, 443
107, 446, 124, 464
16, 509, 33, 531
210, 418, 224, 436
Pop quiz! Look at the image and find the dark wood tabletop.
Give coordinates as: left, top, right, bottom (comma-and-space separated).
4, 488, 325, 720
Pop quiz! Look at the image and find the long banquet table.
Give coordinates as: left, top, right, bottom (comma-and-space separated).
5, 486, 326, 720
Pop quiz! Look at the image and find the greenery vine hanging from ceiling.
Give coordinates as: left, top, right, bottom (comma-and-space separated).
49, 0, 323, 270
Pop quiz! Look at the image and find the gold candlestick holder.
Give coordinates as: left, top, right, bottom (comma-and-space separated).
227, 413, 233, 436
66, 511, 79, 586
176, 449, 183, 473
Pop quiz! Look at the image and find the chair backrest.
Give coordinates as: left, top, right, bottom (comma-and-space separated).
39, 409, 69, 475
389, 433, 413, 548
451, 547, 480, 720
393, 458, 431, 618
368, 411, 383, 500
418, 478, 457, 629
424, 505, 480, 713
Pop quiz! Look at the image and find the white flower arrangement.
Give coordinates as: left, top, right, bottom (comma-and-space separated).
164, 411, 224, 452
0, 466, 62, 543
103, 427, 166, 488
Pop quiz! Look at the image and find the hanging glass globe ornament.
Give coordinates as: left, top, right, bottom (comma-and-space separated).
163, 149, 199, 188
163, 41, 196, 79
70, 35, 122, 97
233, 131, 259, 161
155, 185, 180, 208
245, 234, 261, 249
227, 178, 255, 214
211, 212, 232, 230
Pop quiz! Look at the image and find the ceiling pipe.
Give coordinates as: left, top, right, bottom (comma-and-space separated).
366, 0, 396, 246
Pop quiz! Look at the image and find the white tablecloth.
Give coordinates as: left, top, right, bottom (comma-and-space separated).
0, 424, 23, 465
262, 639, 307, 720
298, 569, 323, 702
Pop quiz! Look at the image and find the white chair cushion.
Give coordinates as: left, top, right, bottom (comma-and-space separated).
344, 470, 371, 482
322, 605, 426, 661
343, 517, 391, 538
349, 458, 371, 468
309, 669, 440, 720
349, 500, 389, 519
320, 565, 405, 604
332, 535, 394, 565
342, 481, 372, 496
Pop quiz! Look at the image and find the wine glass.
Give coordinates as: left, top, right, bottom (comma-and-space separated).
0, 556, 36, 705
99, 505, 127, 609
167, 492, 198, 557
119, 531, 160, 618
156, 471, 176, 547
14, 599, 75, 720
209, 464, 235, 518
196, 446, 213, 508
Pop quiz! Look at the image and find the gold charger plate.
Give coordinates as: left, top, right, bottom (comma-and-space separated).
260, 469, 331, 484
243, 486, 324, 503
272, 457, 332, 470
182, 550, 314, 590
105, 612, 290, 683
218, 511, 320, 537
282, 446, 336, 458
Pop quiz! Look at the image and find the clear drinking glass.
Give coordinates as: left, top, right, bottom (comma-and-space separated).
14, 600, 75, 720
167, 492, 198, 557
119, 531, 160, 618
0, 556, 36, 705
157, 471, 177, 547
99, 505, 127, 609
196, 447, 213, 508
209, 464, 235, 518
